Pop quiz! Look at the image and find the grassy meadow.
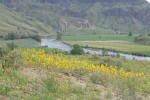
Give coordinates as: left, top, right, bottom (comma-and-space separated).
62, 35, 136, 42
0, 38, 40, 47
63, 35, 150, 56
0, 47, 150, 100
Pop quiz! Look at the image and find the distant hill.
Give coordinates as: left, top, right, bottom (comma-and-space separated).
0, 4, 55, 36
0, 0, 150, 35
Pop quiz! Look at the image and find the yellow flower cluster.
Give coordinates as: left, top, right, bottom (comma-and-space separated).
22, 48, 146, 80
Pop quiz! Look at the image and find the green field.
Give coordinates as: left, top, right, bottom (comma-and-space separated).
0, 38, 40, 47
62, 35, 136, 42
63, 35, 150, 56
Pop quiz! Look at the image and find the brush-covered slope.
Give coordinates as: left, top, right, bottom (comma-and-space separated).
0, 4, 55, 36
0, 0, 150, 34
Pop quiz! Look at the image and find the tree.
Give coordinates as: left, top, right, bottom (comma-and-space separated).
128, 32, 132, 36
70, 44, 84, 55
56, 31, 62, 40
5, 33, 15, 40
30, 35, 41, 42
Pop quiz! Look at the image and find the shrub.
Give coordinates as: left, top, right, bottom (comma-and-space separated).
128, 32, 132, 36
102, 49, 108, 56
56, 31, 62, 40
5, 33, 16, 40
30, 35, 41, 42
7, 42, 17, 50
51, 48, 62, 54
1, 50, 22, 70
19, 35, 28, 39
116, 53, 120, 58
0, 35, 3, 38
134, 35, 150, 45
70, 44, 84, 55
0, 46, 10, 58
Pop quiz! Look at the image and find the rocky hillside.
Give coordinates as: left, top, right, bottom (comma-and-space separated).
0, 0, 150, 34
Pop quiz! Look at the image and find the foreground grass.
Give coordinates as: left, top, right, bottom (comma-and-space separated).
0, 48, 150, 99
0, 66, 118, 100
0, 64, 149, 100
66, 55, 150, 73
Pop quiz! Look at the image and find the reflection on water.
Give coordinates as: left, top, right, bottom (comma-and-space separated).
41, 39, 150, 61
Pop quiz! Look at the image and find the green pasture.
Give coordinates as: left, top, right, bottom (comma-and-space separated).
0, 38, 40, 47
62, 35, 136, 42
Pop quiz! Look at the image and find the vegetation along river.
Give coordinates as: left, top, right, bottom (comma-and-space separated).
41, 39, 150, 61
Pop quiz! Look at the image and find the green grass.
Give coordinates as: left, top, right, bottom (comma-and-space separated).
0, 38, 40, 47
63, 35, 136, 42
63, 35, 150, 56
0, 48, 150, 99
0, 4, 55, 36
0, 62, 110, 100
65, 41, 150, 55
65, 54, 150, 73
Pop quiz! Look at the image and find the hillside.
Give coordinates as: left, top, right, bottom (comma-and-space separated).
0, 0, 150, 35
0, 47, 150, 99
0, 4, 55, 36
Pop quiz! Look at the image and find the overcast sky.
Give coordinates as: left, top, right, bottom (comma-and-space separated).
146, 0, 150, 3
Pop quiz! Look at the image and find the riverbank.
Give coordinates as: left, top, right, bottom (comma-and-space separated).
41, 39, 150, 61
63, 41, 150, 56
62, 35, 150, 57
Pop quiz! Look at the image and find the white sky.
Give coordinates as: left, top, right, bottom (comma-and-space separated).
146, 0, 150, 3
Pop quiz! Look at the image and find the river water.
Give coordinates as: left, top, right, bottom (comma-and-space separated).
41, 39, 150, 61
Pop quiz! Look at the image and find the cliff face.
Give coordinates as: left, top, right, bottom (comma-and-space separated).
102, 7, 150, 26
60, 20, 96, 30
0, 0, 150, 34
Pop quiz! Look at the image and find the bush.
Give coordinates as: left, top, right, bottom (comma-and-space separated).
1, 49, 22, 70
128, 32, 132, 36
30, 35, 41, 42
5, 33, 16, 40
134, 35, 150, 45
70, 44, 84, 55
19, 35, 28, 39
0, 35, 3, 38
7, 42, 17, 50
4, 32, 29, 40
0, 46, 10, 58
51, 48, 63, 54
102, 49, 108, 56
56, 31, 62, 40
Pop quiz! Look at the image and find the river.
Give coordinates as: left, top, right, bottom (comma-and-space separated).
41, 39, 150, 61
